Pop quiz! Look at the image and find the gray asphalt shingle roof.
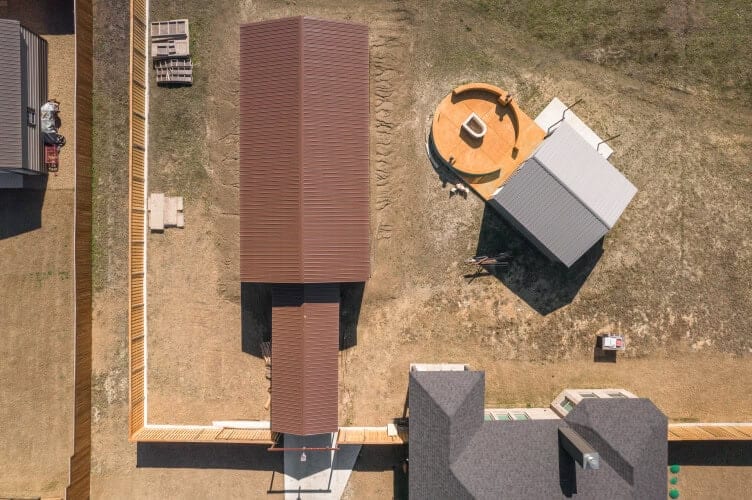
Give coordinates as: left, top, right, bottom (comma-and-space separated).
409, 370, 667, 500
490, 121, 637, 266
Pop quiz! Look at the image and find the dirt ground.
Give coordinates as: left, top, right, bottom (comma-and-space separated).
87, 0, 752, 498
0, 33, 76, 498
142, 0, 752, 425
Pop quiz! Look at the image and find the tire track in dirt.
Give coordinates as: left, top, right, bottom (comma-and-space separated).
341, 3, 414, 425
370, 6, 413, 246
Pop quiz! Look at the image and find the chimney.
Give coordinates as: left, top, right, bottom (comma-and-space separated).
559, 427, 600, 470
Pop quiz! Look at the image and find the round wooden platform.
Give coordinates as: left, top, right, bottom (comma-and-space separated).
431, 83, 522, 177
429, 83, 547, 199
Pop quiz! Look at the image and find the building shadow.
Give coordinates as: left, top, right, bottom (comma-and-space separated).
0, 176, 47, 239
136, 442, 283, 471
352, 445, 409, 499
558, 444, 577, 497
593, 336, 617, 363
474, 205, 602, 315
352, 444, 407, 472
340, 282, 364, 350
241, 283, 272, 358
242, 282, 365, 358
2, 0, 75, 35
668, 441, 752, 466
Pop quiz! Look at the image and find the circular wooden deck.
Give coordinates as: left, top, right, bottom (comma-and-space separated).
431, 83, 521, 177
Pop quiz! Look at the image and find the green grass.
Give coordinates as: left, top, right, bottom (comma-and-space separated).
91, 0, 130, 293
470, 0, 752, 103
148, 2, 215, 201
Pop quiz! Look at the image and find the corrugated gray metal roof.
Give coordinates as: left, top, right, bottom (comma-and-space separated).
533, 122, 637, 229
0, 19, 22, 170
491, 158, 609, 267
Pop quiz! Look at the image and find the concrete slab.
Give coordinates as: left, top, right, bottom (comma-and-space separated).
148, 192, 164, 231
282, 433, 361, 500
534, 97, 614, 159
164, 196, 178, 226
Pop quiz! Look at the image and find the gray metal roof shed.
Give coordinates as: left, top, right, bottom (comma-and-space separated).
490, 122, 636, 267
0, 19, 47, 175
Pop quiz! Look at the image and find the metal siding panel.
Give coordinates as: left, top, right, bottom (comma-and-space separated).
239, 19, 303, 282
271, 285, 305, 434
492, 159, 608, 266
534, 122, 637, 228
301, 284, 339, 434
301, 19, 370, 283
20, 26, 47, 173
270, 284, 339, 435
0, 20, 22, 170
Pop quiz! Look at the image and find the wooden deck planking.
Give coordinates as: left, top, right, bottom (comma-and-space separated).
668, 424, 752, 441
337, 426, 407, 445
431, 83, 546, 200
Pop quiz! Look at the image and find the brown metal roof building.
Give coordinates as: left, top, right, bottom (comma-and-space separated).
239, 17, 369, 436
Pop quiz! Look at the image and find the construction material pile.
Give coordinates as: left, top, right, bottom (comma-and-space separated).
150, 19, 193, 85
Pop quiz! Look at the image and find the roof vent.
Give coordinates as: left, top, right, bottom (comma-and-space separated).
559, 427, 600, 470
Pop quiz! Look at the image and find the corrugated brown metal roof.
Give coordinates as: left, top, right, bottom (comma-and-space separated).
239, 17, 369, 284
271, 284, 340, 435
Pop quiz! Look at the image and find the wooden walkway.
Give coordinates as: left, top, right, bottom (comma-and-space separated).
668, 423, 752, 441
128, 422, 752, 445
337, 426, 407, 445
132, 426, 278, 444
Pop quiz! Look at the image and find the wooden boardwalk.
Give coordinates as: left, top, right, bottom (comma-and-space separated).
668, 423, 752, 441
337, 426, 408, 445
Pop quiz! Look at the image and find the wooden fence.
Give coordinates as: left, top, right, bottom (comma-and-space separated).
66, 0, 94, 498
128, 0, 148, 440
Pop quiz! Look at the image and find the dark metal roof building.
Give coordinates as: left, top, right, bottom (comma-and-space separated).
239, 17, 369, 436
409, 370, 667, 499
490, 122, 637, 267
0, 19, 47, 177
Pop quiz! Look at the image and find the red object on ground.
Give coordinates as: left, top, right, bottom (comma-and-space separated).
44, 144, 59, 172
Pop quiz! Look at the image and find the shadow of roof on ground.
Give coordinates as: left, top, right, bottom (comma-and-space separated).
0, 179, 47, 239
241, 282, 364, 359
669, 441, 752, 466
2, 0, 74, 35
474, 205, 602, 315
136, 442, 283, 471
